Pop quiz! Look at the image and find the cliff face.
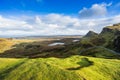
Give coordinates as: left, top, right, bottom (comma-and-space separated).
101, 27, 115, 34
114, 36, 120, 52
100, 23, 120, 42
84, 23, 120, 53
100, 23, 120, 35
100, 23, 120, 52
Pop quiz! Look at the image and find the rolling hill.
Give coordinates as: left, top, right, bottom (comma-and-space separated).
0, 56, 120, 80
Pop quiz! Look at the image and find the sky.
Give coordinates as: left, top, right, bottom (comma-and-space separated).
0, 0, 120, 37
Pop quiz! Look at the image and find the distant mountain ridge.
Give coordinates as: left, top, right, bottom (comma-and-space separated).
84, 31, 98, 37
14, 35, 83, 39
84, 23, 120, 53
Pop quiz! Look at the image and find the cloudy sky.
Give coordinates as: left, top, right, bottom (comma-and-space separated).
0, 0, 120, 37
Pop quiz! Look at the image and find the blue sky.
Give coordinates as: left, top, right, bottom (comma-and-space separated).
0, 0, 120, 15
0, 0, 120, 37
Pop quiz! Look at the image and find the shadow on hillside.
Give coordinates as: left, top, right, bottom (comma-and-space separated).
0, 39, 120, 59
0, 41, 80, 58
66, 58, 93, 70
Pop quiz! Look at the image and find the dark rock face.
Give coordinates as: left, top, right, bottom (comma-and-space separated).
113, 23, 120, 26
101, 23, 120, 35
101, 28, 113, 34
115, 30, 120, 35
100, 28, 120, 35
114, 36, 120, 53
84, 31, 98, 37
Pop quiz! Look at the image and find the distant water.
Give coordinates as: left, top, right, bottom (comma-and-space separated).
72, 40, 79, 42
48, 42, 64, 46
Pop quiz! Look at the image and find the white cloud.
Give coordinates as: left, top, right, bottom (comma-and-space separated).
79, 3, 112, 18
0, 16, 33, 31
0, 13, 120, 37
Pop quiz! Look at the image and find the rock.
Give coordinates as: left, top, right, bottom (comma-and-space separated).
84, 31, 98, 37
114, 36, 120, 52
101, 23, 120, 34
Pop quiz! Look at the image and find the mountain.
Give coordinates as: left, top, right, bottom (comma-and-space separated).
76, 23, 120, 59
100, 23, 120, 38
99, 23, 120, 51
84, 31, 98, 37
82, 23, 120, 52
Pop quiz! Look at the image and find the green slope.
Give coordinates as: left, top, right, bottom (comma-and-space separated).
0, 56, 120, 80
80, 46, 120, 59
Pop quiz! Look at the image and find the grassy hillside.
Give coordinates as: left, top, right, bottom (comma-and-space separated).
0, 56, 120, 80
0, 39, 14, 53
80, 46, 120, 59
0, 38, 35, 53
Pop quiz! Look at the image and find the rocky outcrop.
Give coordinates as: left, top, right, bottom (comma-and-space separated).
114, 36, 120, 52
83, 23, 120, 52
101, 27, 114, 34
100, 23, 120, 35
84, 31, 98, 37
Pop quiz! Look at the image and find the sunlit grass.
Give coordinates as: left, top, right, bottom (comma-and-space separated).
0, 39, 37, 53
0, 56, 120, 80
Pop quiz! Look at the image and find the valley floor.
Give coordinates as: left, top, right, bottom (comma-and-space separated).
0, 56, 120, 80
